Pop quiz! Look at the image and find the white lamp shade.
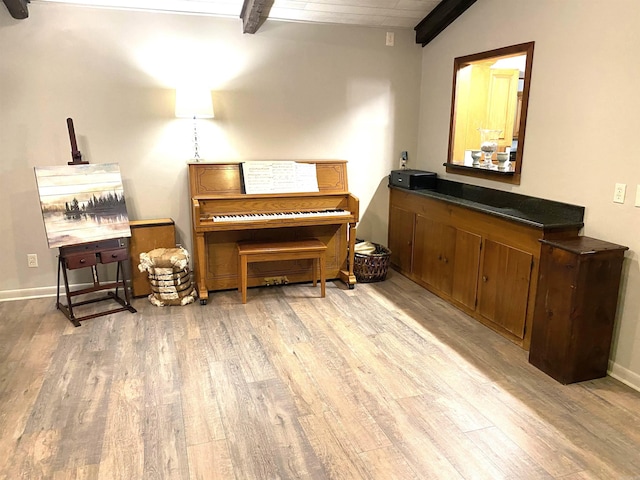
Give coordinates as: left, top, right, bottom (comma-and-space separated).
175, 88, 214, 119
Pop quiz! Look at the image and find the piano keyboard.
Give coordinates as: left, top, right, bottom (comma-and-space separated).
203, 209, 352, 223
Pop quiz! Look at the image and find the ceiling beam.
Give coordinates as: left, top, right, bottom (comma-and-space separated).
2, 0, 29, 19
414, 0, 477, 46
240, 0, 274, 34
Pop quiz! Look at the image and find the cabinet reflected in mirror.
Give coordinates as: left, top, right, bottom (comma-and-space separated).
445, 42, 534, 185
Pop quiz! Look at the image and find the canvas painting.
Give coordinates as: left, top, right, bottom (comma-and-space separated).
34, 163, 131, 249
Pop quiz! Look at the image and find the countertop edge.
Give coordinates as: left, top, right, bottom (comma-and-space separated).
390, 186, 585, 231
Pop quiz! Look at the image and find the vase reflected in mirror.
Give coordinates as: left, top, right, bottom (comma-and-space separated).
471, 150, 482, 166
496, 152, 509, 170
478, 128, 502, 167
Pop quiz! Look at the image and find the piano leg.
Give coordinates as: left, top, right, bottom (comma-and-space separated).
195, 232, 209, 305
340, 222, 358, 288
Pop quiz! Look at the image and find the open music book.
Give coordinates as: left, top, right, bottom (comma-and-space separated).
241, 161, 319, 194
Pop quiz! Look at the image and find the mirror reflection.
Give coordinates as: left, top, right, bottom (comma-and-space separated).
446, 42, 534, 184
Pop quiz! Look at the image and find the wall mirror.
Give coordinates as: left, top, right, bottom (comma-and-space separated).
445, 42, 534, 185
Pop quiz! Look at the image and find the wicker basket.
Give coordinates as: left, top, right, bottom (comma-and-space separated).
353, 243, 392, 283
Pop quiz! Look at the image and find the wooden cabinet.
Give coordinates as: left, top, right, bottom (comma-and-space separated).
129, 219, 176, 297
529, 237, 628, 383
388, 204, 415, 273
388, 188, 580, 349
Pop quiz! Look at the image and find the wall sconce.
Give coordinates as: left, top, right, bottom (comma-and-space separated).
175, 88, 214, 161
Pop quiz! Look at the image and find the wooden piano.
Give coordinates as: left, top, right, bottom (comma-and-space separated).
189, 160, 359, 304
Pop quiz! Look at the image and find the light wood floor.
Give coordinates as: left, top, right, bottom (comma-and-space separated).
2, 271, 640, 480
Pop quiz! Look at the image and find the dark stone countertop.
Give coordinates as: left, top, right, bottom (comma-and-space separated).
391, 179, 585, 231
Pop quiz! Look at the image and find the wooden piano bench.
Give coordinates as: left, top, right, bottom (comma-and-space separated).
237, 239, 327, 304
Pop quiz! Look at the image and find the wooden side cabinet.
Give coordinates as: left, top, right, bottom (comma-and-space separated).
129, 219, 176, 297
529, 237, 628, 384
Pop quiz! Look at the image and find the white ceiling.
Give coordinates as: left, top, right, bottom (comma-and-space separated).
32, 0, 440, 29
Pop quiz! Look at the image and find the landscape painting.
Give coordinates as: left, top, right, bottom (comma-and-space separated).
34, 163, 131, 249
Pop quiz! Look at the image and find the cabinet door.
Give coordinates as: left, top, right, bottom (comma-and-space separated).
478, 239, 533, 339
451, 229, 482, 310
388, 205, 415, 273
414, 215, 456, 295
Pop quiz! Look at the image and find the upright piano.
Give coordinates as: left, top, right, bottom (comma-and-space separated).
189, 160, 359, 304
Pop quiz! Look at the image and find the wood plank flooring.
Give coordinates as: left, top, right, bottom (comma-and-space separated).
2, 271, 640, 479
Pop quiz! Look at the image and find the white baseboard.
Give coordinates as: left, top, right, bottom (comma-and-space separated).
609, 360, 640, 392
0, 285, 57, 301
0, 283, 93, 302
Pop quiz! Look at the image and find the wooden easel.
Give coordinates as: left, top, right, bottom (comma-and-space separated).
55, 118, 136, 327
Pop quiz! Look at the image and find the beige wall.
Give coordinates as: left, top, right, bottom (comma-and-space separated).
0, 4, 421, 295
417, 0, 640, 388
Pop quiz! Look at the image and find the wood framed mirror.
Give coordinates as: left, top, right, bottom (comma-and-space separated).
445, 42, 534, 185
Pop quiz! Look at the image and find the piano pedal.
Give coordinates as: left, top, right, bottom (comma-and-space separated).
264, 276, 289, 286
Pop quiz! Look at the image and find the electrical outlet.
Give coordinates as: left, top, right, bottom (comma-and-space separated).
27, 253, 38, 268
613, 183, 626, 204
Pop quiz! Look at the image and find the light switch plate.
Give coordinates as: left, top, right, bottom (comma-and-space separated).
385, 32, 394, 46
636, 185, 640, 207
614, 183, 626, 204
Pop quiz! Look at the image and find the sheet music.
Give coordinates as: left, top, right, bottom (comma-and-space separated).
242, 161, 319, 194
293, 163, 320, 192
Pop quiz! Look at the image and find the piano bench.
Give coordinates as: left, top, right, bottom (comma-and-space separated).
237, 239, 327, 304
